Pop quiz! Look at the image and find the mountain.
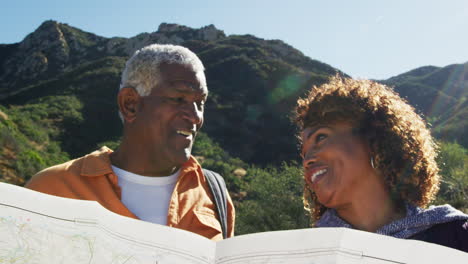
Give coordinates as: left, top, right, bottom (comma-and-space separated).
382, 62, 468, 146
1, 20, 466, 184
0, 20, 340, 171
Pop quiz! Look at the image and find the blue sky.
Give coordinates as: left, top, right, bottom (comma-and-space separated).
2, 0, 468, 79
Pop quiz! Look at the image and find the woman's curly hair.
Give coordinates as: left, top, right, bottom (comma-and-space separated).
294, 76, 440, 222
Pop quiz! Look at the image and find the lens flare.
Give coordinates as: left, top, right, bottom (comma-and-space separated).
268, 74, 307, 104
427, 64, 467, 119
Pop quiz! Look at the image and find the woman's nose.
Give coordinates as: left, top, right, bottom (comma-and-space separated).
302, 148, 318, 169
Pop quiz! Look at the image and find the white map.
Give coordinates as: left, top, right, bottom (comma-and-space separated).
0, 183, 214, 264
1, 183, 467, 264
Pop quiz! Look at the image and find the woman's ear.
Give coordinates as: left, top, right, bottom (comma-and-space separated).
365, 130, 380, 170
117, 87, 140, 123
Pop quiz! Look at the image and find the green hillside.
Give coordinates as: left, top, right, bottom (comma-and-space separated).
0, 21, 339, 164
383, 63, 468, 146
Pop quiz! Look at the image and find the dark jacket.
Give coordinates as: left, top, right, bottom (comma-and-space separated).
317, 204, 468, 253
410, 219, 468, 253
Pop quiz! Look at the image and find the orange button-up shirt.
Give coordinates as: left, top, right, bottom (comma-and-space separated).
25, 147, 235, 241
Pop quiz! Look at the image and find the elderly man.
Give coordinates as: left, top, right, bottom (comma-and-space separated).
26, 44, 235, 241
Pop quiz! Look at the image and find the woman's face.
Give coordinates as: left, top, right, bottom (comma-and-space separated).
301, 121, 375, 209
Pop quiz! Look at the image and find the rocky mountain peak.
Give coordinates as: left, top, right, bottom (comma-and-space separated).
156, 23, 225, 41
20, 20, 69, 56
198, 24, 225, 41
0, 20, 70, 89
111, 23, 226, 56
36, 20, 60, 32
158, 23, 191, 32
0, 20, 111, 95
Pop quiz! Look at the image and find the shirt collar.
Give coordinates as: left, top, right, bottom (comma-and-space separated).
81, 146, 114, 177
80, 146, 201, 177
180, 156, 200, 174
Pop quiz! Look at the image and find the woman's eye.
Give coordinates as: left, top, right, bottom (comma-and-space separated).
315, 133, 327, 143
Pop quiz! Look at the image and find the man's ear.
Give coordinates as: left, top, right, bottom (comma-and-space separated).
118, 87, 140, 123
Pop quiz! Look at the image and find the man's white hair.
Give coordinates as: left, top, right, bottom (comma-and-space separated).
120, 44, 206, 96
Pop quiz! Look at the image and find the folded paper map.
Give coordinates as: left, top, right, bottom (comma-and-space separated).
0, 182, 466, 263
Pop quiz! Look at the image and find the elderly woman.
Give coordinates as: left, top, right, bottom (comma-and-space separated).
295, 76, 468, 252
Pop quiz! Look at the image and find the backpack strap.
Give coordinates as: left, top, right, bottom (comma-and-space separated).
202, 168, 228, 239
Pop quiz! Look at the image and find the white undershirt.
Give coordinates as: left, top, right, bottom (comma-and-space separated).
111, 165, 179, 225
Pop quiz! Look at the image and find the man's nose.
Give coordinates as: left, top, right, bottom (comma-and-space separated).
182, 102, 203, 125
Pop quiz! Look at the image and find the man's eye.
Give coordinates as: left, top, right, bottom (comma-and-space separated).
197, 101, 205, 110
170, 97, 185, 103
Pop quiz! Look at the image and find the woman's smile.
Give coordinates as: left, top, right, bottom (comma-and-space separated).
301, 122, 374, 208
